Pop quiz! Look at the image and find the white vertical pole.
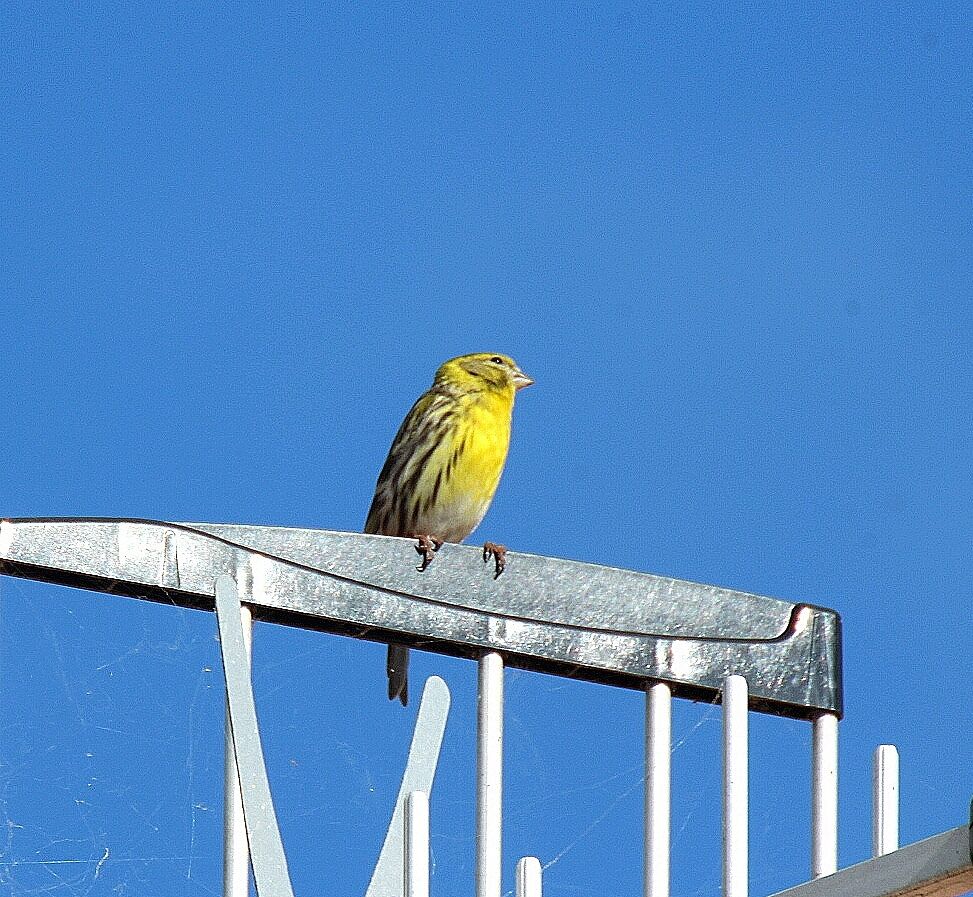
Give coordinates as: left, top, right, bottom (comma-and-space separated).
404, 791, 430, 897
722, 675, 748, 897
645, 682, 671, 897
477, 652, 504, 897
223, 604, 253, 897
516, 857, 542, 897
872, 745, 899, 857
811, 712, 839, 877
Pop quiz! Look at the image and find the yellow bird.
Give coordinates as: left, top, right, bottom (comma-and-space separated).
365, 353, 533, 705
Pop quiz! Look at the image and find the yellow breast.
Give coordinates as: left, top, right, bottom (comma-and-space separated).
418, 390, 513, 542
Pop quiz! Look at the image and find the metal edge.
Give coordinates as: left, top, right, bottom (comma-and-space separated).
0, 518, 843, 719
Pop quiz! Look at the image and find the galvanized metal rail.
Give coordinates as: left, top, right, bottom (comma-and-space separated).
0, 517, 842, 718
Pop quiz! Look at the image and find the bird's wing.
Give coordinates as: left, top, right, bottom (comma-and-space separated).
364, 389, 459, 537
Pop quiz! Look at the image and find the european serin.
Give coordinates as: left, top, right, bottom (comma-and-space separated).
365, 353, 533, 705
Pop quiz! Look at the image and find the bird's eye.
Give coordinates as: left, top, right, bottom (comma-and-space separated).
490, 356, 504, 364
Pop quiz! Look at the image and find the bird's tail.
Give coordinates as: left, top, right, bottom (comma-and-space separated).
387, 644, 409, 706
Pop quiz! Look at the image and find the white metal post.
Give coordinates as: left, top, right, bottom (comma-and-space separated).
872, 745, 899, 858
516, 857, 542, 897
811, 712, 839, 877
477, 652, 504, 897
723, 675, 748, 897
645, 682, 671, 897
223, 603, 253, 897
404, 790, 430, 897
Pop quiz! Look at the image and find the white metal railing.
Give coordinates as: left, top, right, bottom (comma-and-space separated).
644, 674, 844, 897
219, 641, 848, 897
178, 593, 971, 897
211, 604, 933, 897
403, 789, 545, 897
404, 791, 429, 897
223, 603, 252, 897
811, 711, 840, 878
872, 745, 899, 858
402, 669, 840, 897
516, 857, 543, 897
644, 682, 671, 897
723, 675, 750, 897
476, 652, 506, 897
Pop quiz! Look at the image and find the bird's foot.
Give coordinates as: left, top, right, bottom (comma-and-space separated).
414, 534, 444, 572
482, 542, 507, 579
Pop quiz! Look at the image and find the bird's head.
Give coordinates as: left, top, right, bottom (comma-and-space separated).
434, 353, 534, 396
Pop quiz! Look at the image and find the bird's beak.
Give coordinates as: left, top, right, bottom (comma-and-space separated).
513, 370, 534, 390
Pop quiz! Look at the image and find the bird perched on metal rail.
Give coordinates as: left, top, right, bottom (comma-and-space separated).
365, 353, 533, 706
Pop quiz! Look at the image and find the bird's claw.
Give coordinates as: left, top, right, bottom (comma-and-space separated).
482, 542, 507, 579
414, 534, 443, 572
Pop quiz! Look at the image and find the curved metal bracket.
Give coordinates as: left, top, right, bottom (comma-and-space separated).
215, 574, 295, 897
367, 676, 451, 897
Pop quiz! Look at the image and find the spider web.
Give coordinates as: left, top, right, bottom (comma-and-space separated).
0, 577, 224, 896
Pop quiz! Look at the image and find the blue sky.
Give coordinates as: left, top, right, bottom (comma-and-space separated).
2, 3, 971, 896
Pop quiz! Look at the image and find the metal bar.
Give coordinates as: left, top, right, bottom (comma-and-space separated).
811, 712, 839, 877
367, 676, 451, 897
516, 857, 543, 897
215, 574, 295, 897
768, 825, 973, 897
0, 518, 844, 719
872, 745, 899, 857
723, 675, 748, 897
404, 791, 429, 897
645, 681, 671, 897
223, 603, 253, 897
476, 652, 504, 897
